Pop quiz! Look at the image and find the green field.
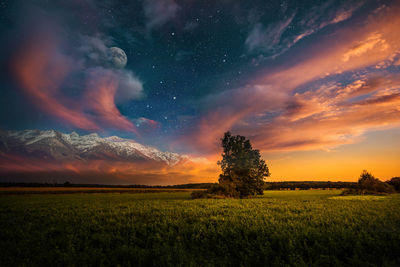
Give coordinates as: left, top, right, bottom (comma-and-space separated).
1, 190, 399, 266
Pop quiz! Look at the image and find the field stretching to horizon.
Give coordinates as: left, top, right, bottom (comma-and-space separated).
1, 190, 399, 266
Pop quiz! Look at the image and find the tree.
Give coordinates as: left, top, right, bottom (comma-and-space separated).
340, 170, 395, 195
358, 170, 394, 193
342, 170, 396, 195
387, 177, 400, 192
358, 170, 378, 191
217, 131, 270, 198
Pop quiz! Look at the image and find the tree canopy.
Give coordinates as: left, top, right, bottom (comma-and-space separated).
217, 131, 270, 198
387, 177, 400, 192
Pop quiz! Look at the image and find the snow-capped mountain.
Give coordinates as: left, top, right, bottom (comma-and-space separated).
0, 129, 183, 166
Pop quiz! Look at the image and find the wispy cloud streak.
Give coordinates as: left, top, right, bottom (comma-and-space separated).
245, 0, 365, 58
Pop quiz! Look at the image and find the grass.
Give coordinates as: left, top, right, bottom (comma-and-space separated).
0, 190, 399, 266
329, 195, 388, 201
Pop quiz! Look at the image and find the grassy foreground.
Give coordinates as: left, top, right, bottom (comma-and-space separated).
1, 190, 399, 266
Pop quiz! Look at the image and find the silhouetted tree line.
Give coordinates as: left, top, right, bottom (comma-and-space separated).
0, 181, 370, 190
2, 176, 399, 193
264, 181, 358, 190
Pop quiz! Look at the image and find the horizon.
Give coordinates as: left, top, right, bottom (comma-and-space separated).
1, 0, 399, 183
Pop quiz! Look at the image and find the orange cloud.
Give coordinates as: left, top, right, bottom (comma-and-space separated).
342, 33, 389, 62
239, 74, 400, 152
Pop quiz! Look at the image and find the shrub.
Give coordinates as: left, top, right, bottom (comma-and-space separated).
191, 189, 230, 199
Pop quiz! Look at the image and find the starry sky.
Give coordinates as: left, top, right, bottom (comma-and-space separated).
0, 0, 399, 183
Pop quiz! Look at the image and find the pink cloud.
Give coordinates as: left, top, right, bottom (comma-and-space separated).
240, 75, 400, 152
84, 68, 138, 134
10, 26, 148, 136
11, 33, 100, 130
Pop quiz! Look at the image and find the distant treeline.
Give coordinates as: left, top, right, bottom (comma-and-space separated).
0, 181, 361, 190
0, 182, 215, 189
265, 181, 358, 190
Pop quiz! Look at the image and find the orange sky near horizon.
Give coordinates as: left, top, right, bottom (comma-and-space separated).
264, 128, 400, 182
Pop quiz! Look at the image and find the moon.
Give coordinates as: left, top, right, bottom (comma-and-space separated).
109, 47, 127, 68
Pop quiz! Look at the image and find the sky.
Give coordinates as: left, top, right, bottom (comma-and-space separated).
0, 0, 399, 184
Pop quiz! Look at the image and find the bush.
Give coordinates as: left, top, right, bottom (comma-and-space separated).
191, 190, 229, 199
207, 184, 227, 195
190, 191, 207, 199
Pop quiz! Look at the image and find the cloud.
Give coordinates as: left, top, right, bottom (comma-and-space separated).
9, 9, 145, 135
78, 35, 112, 66
134, 117, 161, 132
83, 68, 138, 132
242, 75, 400, 152
292, 1, 364, 44
246, 1, 365, 58
173, 84, 288, 155
143, 0, 180, 29
245, 13, 295, 54
342, 33, 389, 62
11, 30, 100, 131
114, 70, 144, 103
177, 3, 400, 155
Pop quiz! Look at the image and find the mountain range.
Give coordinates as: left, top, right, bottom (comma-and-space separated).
0, 129, 184, 166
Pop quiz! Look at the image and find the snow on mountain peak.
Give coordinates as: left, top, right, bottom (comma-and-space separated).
1, 129, 183, 166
